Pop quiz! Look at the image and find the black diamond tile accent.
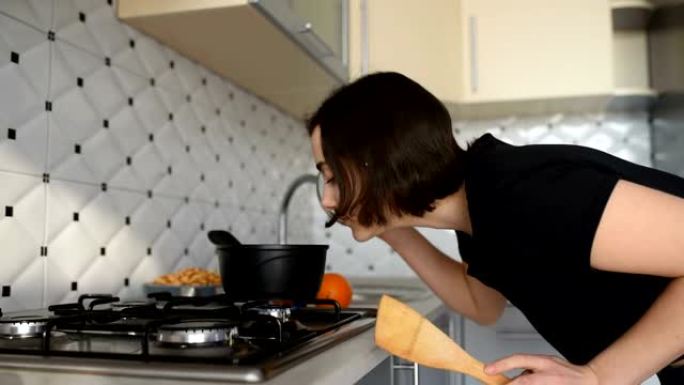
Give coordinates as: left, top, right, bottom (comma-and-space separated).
168, 113, 173, 121
5, 206, 13, 217
103, 119, 109, 128
215, 108, 220, 116
214, 201, 219, 208
202, 78, 207, 86
228, 136, 233, 143
124, 278, 129, 286
169, 60, 174, 69
42, 173, 50, 183
7, 128, 16, 140
129, 39, 135, 49
200, 223, 205, 231
200, 174, 205, 182
47, 31, 55, 41
201, 125, 205, 133
149, 78, 155, 86
167, 166, 172, 175
148, 133, 154, 142
186, 95, 191, 102
147, 247, 152, 256
215, 154, 220, 162
100, 247, 106, 256
228, 92, 234, 100
228, 180, 233, 188
2, 286, 10, 297
10, 51, 19, 64
79, 12, 86, 23
125, 216, 130, 225
166, 220, 171, 228
40, 246, 48, 256
101, 183, 107, 192
74, 144, 81, 154
185, 145, 190, 153
184, 248, 189, 256
108, 0, 113, 6
73, 212, 79, 221
71, 281, 77, 291
184, 196, 189, 204
105, 57, 111, 66
126, 156, 131, 166
45, 101, 52, 111
147, 190, 152, 199
128, 97, 133, 106
77, 77, 83, 87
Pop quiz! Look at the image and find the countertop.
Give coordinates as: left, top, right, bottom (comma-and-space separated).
261, 276, 443, 385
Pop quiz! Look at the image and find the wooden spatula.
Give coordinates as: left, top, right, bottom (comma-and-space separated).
375, 295, 510, 385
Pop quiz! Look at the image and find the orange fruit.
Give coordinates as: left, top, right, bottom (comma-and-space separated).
316, 273, 353, 308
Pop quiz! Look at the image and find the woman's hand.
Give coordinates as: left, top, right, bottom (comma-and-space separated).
485, 354, 600, 385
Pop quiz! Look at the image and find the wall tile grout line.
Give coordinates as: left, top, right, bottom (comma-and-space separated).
40, 0, 57, 309
0, 10, 48, 34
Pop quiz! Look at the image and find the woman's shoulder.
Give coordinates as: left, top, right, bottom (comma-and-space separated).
465, 133, 618, 180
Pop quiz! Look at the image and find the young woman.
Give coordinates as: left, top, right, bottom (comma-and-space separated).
308, 72, 684, 385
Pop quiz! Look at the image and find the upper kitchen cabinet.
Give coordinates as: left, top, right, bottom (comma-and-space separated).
118, 0, 349, 120
611, 0, 656, 97
357, 0, 614, 116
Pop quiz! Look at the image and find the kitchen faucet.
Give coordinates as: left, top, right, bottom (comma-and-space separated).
278, 173, 318, 244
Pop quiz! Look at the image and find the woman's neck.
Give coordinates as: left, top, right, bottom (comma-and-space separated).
411, 185, 472, 235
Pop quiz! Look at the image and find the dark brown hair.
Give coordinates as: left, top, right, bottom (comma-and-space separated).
307, 72, 466, 227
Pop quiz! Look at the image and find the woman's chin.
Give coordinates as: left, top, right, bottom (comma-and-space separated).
350, 225, 379, 242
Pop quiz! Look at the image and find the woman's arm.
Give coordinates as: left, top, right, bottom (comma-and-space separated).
379, 227, 507, 325
486, 180, 684, 384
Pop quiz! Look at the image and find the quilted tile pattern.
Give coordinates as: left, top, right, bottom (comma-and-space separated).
652, 94, 684, 177
0, 0, 314, 310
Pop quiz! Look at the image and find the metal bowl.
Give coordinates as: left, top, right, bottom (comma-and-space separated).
143, 283, 222, 297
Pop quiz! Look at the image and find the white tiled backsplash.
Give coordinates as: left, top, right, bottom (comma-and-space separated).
0, 0, 653, 311
0, 0, 314, 311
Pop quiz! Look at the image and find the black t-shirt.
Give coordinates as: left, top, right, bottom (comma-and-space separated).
456, 133, 684, 365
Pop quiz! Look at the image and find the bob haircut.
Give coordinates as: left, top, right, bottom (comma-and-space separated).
307, 72, 466, 227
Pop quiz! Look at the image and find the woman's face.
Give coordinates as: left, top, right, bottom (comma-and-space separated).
310, 126, 388, 242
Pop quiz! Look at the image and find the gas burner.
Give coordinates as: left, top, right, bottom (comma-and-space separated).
248, 306, 292, 323
111, 301, 153, 310
0, 316, 49, 339
156, 321, 238, 347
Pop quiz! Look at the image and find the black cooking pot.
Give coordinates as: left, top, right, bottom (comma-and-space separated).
209, 231, 328, 300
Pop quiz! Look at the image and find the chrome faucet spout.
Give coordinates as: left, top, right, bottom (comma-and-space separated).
278, 174, 318, 244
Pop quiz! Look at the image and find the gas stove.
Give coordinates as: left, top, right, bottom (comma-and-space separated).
0, 294, 375, 383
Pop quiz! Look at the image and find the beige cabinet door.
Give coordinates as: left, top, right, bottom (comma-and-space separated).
462, 0, 613, 102
365, 0, 465, 102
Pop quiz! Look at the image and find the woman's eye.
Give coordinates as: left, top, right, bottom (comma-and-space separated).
325, 178, 336, 185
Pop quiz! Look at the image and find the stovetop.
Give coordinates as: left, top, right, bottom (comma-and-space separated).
0, 294, 376, 382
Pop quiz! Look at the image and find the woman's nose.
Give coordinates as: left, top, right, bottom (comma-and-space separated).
320, 184, 338, 211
